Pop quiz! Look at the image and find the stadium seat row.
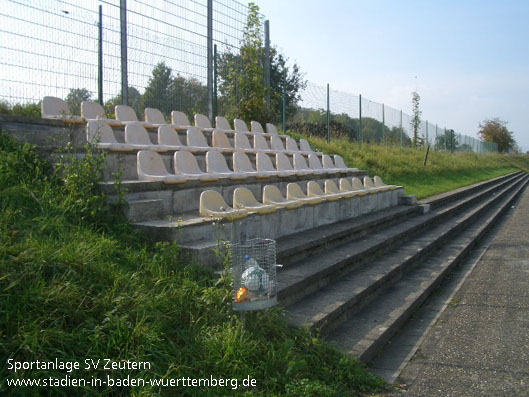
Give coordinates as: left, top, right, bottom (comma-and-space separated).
136, 150, 355, 183
199, 177, 398, 220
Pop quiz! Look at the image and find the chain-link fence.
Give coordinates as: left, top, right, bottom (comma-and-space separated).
0, 0, 496, 153
289, 81, 497, 153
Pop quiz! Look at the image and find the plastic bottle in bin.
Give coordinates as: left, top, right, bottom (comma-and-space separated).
240, 255, 269, 296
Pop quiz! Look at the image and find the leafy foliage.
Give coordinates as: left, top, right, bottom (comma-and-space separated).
411, 91, 422, 148
0, 100, 41, 118
478, 117, 516, 153
66, 88, 92, 116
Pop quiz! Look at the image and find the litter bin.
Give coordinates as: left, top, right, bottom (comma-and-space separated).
231, 238, 277, 311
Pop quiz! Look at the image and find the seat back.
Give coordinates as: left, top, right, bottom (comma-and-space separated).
322, 154, 336, 169
206, 150, 231, 173
145, 108, 166, 124
171, 111, 191, 127
263, 185, 285, 202
234, 118, 249, 133
352, 177, 366, 190
276, 153, 294, 171
234, 132, 252, 150
299, 138, 313, 153
137, 150, 167, 176
42, 96, 69, 118
250, 121, 265, 134
325, 180, 340, 194
266, 123, 279, 135
254, 134, 270, 151
334, 155, 348, 169
81, 101, 105, 119
374, 176, 386, 187
293, 153, 309, 171
125, 123, 153, 145
308, 153, 323, 170
286, 137, 300, 152
212, 130, 232, 149
194, 113, 212, 129
86, 120, 117, 143
270, 136, 285, 151
233, 152, 255, 173
339, 178, 354, 192
187, 126, 209, 147
256, 152, 276, 172
215, 116, 232, 131
158, 125, 182, 146
364, 176, 376, 188
233, 187, 260, 207
287, 183, 306, 199
174, 151, 203, 174
200, 190, 229, 213
307, 181, 326, 196
115, 105, 138, 122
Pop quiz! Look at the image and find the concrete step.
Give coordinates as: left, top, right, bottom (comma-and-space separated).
125, 199, 165, 222
284, 174, 527, 335
277, 172, 525, 308
326, 175, 528, 362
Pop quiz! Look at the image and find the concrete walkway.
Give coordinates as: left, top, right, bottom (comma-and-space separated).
390, 186, 529, 396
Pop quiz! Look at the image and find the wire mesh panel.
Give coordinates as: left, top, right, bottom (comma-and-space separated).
231, 238, 277, 311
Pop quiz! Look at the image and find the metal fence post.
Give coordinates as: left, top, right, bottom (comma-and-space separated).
98, 5, 103, 106
207, 0, 213, 122
264, 20, 270, 107
282, 72, 286, 132
213, 44, 218, 120
359, 94, 362, 146
382, 103, 385, 145
400, 110, 403, 146
326, 83, 330, 144
120, 0, 128, 105
425, 120, 428, 146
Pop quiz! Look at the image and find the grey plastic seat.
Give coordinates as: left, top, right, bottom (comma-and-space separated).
125, 123, 167, 151
137, 150, 187, 184
270, 136, 287, 152
293, 153, 322, 175
250, 120, 271, 135
187, 126, 218, 152
215, 116, 235, 132
322, 155, 343, 174
253, 134, 274, 153
174, 151, 219, 182
277, 153, 308, 176
300, 138, 322, 156
364, 176, 385, 193
171, 111, 194, 130
234, 118, 252, 134
374, 176, 399, 190
307, 180, 341, 201
158, 125, 202, 151
266, 123, 279, 135
233, 152, 274, 178
42, 96, 84, 123
81, 101, 122, 127
233, 187, 277, 215
262, 185, 303, 209
334, 155, 358, 172
200, 190, 248, 221
352, 177, 372, 195
286, 137, 304, 153
234, 132, 254, 152
325, 179, 355, 198
206, 151, 248, 180
212, 130, 237, 152
194, 113, 215, 132
287, 183, 322, 205
144, 107, 170, 127
256, 152, 291, 177
86, 120, 132, 152
115, 105, 153, 128
340, 177, 367, 197
308, 153, 333, 175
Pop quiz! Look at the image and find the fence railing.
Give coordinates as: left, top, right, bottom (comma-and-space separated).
0, 0, 497, 154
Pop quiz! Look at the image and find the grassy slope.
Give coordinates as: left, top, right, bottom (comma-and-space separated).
0, 133, 384, 396
290, 133, 529, 199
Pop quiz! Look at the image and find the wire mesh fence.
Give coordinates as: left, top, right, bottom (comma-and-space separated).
0, 0, 497, 153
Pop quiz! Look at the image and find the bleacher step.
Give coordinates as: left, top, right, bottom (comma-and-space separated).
125, 199, 165, 222
326, 175, 528, 362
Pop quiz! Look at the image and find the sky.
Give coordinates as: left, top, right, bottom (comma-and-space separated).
254, 0, 529, 150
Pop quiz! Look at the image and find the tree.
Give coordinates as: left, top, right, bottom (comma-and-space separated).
410, 91, 422, 148
217, 2, 305, 125
478, 118, 516, 153
435, 129, 458, 152
104, 87, 142, 118
66, 88, 92, 116
140, 62, 174, 117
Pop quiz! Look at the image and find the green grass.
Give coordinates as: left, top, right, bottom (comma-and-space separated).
289, 133, 529, 199
0, 132, 384, 396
